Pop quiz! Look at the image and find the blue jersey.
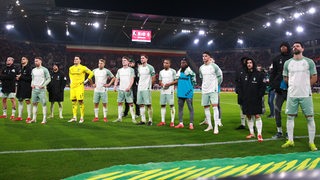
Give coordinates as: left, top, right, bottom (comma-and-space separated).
177, 72, 194, 98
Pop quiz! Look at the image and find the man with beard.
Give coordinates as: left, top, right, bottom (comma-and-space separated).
281, 42, 318, 151
269, 42, 292, 139
238, 58, 266, 142
47, 63, 67, 119
28, 57, 51, 124
15, 56, 33, 122
0, 57, 17, 119
136, 54, 155, 126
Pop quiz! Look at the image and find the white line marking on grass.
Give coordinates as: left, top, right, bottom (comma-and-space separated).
0, 135, 319, 155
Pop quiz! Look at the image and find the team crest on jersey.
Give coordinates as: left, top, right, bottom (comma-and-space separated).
252, 77, 257, 83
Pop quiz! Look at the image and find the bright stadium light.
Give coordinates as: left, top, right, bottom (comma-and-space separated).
93, 22, 100, 28
207, 40, 213, 45
286, 31, 292, 36
307, 7, 316, 14
237, 38, 243, 44
199, 30, 205, 36
47, 29, 52, 36
275, 18, 284, 24
66, 28, 70, 36
5, 24, 14, 30
193, 38, 199, 44
296, 26, 304, 33
293, 12, 303, 19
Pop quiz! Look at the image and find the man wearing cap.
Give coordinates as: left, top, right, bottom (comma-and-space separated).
47, 62, 67, 119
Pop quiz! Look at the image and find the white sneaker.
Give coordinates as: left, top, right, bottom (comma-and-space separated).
27, 119, 36, 124
204, 126, 213, 131
132, 119, 137, 123
214, 125, 219, 134
113, 118, 122, 122
41, 120, 47, 124
68, 118, 77, 122
59, 115, 64, 119
79, 118, 84, 123
49, 114, 54, 118
199, 119, 208, 125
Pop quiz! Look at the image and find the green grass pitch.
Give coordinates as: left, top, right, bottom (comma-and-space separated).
0, 90, 319, 179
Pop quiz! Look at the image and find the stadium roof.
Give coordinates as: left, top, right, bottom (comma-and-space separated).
1, 0, 320, 50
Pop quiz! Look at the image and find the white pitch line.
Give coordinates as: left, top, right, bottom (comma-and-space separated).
0, 135, 319, 155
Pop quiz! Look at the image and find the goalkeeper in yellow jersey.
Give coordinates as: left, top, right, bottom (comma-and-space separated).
68, 56, 93, 123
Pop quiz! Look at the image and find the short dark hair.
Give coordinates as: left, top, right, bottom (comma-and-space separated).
203, 51, 212, 57
140, 54, 148, 59
181, 57, 189, 64
35, 57, 43, 61
293, 41, 304, 48
163, 58, 171, 63
122, 56, 130, 61
99, 59, 106, 64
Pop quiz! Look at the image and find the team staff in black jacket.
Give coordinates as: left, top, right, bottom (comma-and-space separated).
0, 57, 17, 119
15, 56, 33, 122
47, 63, 67, 119
238, 58, 266, 142
234, 57, 249, 130
269, 42, 292, 139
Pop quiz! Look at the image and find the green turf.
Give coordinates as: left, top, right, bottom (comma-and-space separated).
0, 91, 319, 179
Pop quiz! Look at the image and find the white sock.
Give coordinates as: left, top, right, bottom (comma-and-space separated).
277, 127, 283, 133
161, 107, 166, 122
287, 116, 295, 141
42, 106, 47, 120
248, 116, 254, 135
103, 107, 107, 118
255, 117, 262, 135
148, 107, 153, 122
94, 108, 99, 118
140, 106, 146, 122
59, 106, 63, 117
170, 107, 175, 123
11, 109, 16, 116
27, 104, 31, 118
307, 116, 316, 144
204, 108, 212, 128
129, 105, 135, 120
118, 105, 123, 119
32, 106, 37, 120
3, 109, 7, 116
18, 101, 23, 117
213, 106, 219, 126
